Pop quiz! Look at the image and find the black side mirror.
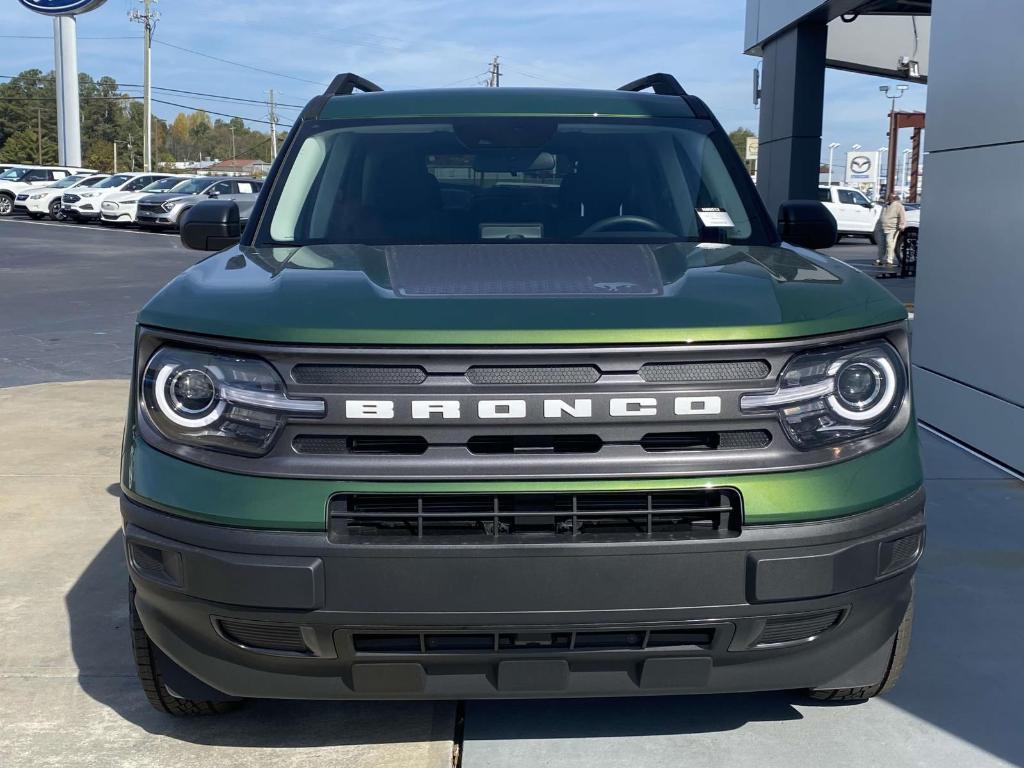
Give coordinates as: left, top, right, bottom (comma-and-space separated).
777, 200, 838, 250
180, 200, 241, 251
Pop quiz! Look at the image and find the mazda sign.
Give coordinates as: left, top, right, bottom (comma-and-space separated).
18, 0, 107, 15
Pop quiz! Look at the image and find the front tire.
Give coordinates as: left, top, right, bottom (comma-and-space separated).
808, 587, 914, 701
0, 193, 13, 217
129, 582, 240, 716
49, 200, 67, 221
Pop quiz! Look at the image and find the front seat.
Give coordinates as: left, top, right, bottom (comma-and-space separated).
358, 151, 445, 241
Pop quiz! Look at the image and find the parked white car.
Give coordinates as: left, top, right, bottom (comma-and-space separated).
100, 175, 195, 225
62, 172, 175, 222
0, 165, 94, 216
818, 185, 881, 243
15, 173, 109, 220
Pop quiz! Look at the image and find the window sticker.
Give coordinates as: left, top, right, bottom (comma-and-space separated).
696, 207, 735, 228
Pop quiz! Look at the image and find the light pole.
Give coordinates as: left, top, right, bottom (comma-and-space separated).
827, 142, 840, 186
879, 84, 909, 200
901, 148, 913, 198
877, 147, 888, 200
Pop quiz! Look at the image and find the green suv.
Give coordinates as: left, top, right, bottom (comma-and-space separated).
121, 73, 923, 714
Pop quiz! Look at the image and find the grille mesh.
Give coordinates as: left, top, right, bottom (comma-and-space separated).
757, 610, 842, 645
467, 366, 600, 385
217, 618, 309, 653
640, 360, 770, 382
292, 365, 427, 386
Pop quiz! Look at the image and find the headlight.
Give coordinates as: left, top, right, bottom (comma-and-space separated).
29, 193, 48, 200
141, 347, 325, 456
740, 341, 907, 449
161, 200, 178, 211
80, 191, 99, 198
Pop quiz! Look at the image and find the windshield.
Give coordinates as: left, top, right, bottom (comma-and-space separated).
170, 177, 215, 195
53, 175, 86, 189
143, 176, 186, 192
96, 174, 133, 189
0, 168, 29, 181
261, 117, 772, 247
79, 175, 107, 188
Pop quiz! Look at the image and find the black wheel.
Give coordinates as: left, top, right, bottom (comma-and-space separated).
28, 212, 45, 220
129, 581, 240, 716
49, 199, 67, 221
808, 587, 914, 701
0, 193, 13, 217
898, 228, 918, 278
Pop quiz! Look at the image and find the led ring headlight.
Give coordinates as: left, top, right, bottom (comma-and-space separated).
153, 364, 225, 427
827, 356, 897, 422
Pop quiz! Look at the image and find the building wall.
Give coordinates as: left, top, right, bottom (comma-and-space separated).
911, 0, 1024, 471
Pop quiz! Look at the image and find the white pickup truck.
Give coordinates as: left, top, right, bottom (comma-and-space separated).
818, 185, 881, 243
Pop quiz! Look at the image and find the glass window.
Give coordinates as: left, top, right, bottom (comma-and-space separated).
838, 189, 869, 206
143, 177, 187, 192
208, 181, 233, 195
817, 187, 831, 202
25, 169, 49, 182
53, 175, 86, 188
78, 175, 108, 188
0, 168, 29, 181
168, 177, 212, 195
261, 117, 771, 247
96, 174, 133, 189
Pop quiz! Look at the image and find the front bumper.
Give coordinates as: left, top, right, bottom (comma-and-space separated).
123, 487, 924, 700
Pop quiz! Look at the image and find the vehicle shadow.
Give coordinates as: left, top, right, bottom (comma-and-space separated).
65, 532, 453, 748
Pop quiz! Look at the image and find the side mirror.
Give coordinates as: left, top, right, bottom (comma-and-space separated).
180, 200, 241, 251
777, 200, 838, 250
207, 189, 220, 198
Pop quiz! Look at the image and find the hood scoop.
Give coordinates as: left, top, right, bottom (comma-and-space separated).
386, 244, 663, 297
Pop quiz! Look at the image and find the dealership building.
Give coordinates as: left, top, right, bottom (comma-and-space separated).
745, 0, 1023, 473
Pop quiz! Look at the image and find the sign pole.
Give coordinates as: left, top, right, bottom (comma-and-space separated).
52, 15, 82, 167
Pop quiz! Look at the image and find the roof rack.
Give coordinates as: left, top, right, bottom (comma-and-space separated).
324, 73, 383, 96
617, 73, 687, 97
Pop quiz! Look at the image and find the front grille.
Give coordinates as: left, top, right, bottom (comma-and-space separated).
62, 193, 80, 204
352, 626, 716, 654
293, 434, 428, 455
292, 430, 770, 456
756, 610, 843, 646
217, 618, 309, 654
16, 193, 29, 201
640, 360, 770, 382
138, 202, 165, 214
293, 365, 427, 385
329, 489, 741, 542
467, 366, 600, 385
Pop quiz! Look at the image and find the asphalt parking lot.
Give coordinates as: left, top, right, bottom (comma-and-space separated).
1, 218, 1020, 768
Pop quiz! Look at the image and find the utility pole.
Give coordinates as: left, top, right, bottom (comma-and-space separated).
130, 0, 159, 172
37, 109, 43, 164
268, 89, 278, 160
487, 56, 501, 87
229, 125, 236, 158
113, 141, 118, 173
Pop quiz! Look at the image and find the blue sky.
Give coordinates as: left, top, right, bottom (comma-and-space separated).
2, 0, 927, 166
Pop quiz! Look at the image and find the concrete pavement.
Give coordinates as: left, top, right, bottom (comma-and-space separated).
0, 380, 455, 768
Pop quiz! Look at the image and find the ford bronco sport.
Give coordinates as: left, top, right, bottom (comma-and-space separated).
121, 73, 924, 715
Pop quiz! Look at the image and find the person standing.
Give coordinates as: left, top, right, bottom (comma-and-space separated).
876, 193, 907, 268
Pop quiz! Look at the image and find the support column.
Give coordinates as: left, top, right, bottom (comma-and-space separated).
52, 16, 82, 168
756, 22, 827, 221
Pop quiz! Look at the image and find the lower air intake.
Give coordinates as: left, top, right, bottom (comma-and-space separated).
756, 610, 843, 646
216, 618, 310, 655
329, 489, 741, 542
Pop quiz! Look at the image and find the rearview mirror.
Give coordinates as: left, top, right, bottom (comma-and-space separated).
777, 200, 838, 250
180, 200, 241, 251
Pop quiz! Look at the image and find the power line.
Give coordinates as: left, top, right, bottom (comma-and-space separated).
153, 40, 329, 87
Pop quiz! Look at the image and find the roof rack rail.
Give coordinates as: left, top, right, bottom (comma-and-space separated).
618, 73, 687, 97
324, 73, 383, 96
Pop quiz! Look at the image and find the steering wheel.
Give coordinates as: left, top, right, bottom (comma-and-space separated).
580, 215, 669, 236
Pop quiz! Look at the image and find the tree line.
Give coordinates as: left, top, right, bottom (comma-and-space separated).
0, 69, 284, 172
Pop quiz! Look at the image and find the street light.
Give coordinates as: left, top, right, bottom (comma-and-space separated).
828, 142, 840, 186
901, 148, 913, 198
877, 147, 888, 201
879, 85, 909, 197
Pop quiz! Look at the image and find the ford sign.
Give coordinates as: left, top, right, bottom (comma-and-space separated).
18, 0, 108, 15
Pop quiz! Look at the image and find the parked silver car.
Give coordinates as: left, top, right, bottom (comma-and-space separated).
135, 176, 263, 229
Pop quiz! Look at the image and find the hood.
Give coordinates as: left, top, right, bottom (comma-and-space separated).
139, 242, 907, 345
105, 190, 145, 203
139, 192, 197, 204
